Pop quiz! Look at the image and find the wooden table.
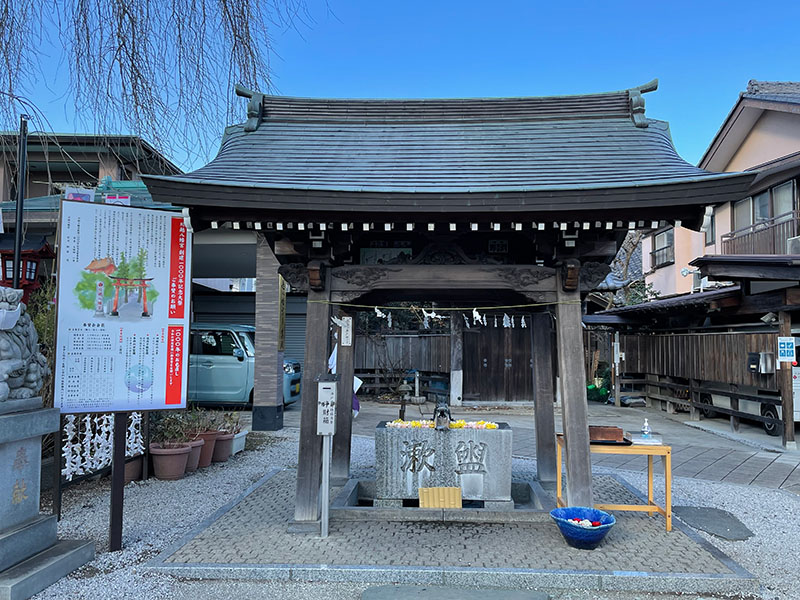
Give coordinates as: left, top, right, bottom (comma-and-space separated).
556, 434, 672, 531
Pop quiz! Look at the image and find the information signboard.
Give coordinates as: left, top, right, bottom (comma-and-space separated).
778, 337, 796, 363
54, 200, 192, 413
316, 380, 338, 436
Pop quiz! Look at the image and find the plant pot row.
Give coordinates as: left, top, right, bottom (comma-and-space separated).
148, 430, 240, 481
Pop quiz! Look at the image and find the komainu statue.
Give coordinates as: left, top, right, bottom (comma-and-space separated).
0, 288, 49, 402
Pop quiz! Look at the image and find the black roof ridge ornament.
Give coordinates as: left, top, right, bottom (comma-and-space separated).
629, 79, 658, 128
235, 84, 265, 132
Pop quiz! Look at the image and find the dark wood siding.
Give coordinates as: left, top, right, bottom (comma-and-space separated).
620, 332, 780, 390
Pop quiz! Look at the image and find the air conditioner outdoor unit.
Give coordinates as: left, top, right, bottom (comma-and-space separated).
787, 236, 800, 254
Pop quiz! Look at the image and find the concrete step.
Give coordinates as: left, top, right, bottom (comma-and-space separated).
362, 586, 549, 600
0, 539, 94, 600
0, 516, 57, 573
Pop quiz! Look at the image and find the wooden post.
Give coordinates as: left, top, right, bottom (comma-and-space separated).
291, 270, 331, 529
779, 311, 796, 449
730, 384, 740, 433
531, 312, 557, 483
332, 311, 355, 485
450, 314, 463, 406
689, 379, 700, 421
253, 235, 284, 431
555, 262, 593, 507
109, 411, 127, 551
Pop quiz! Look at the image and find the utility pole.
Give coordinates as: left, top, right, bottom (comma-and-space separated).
12, 114, 29, 289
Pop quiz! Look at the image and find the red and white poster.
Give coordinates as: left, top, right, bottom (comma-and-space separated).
54, 200, 192, 413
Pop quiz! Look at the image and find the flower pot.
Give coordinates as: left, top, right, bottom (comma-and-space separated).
232, 429, 248, 455
150, 443, 192, 480
212, 432, 235, 462
196, 430, 219, 468
124, 455, 143, 484
185, 438, 205, 473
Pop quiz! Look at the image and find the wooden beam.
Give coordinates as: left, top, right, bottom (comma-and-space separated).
328, 264, 558, 296
555, 264, 593, 506
450, 315, 464, 406
332, 311, 355, 484
779, 311, 796, 449
292, 270, 332, 527
531, 312, 557, 483
699, 263, 800, 281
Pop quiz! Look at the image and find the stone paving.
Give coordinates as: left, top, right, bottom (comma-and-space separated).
152, 469, 756, 596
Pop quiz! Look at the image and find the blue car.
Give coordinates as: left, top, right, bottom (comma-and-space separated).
188, 323, 302, 407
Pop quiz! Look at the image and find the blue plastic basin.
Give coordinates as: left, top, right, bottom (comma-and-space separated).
550, 506, 616, 550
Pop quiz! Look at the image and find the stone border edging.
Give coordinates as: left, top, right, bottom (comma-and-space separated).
146, 468, 759, 596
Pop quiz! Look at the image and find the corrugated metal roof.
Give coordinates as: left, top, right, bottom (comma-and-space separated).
143, 85, 756, 214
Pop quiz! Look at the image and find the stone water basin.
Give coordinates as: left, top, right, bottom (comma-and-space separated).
374, 421, 513, 509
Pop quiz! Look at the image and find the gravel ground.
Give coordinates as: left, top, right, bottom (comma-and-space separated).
596, 466, 800, 600
31, 431, 799, 600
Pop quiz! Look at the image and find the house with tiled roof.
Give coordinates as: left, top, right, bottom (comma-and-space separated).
643, 80, 800, 295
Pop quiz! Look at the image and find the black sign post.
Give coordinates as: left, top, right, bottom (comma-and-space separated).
12, 114, 28, 289
109, 412, 127, 551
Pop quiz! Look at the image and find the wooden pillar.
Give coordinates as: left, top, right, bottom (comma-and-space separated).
292, 269, 332, 528
555, 262, 593, 506
332, 311, 355, 484
450, 314, 464, 406
252, 235, 284, 431
779, 311, 796, 449
531, 312, 557, 483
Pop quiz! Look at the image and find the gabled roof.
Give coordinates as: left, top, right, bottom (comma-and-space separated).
699, 80, 800, 172
143, 81, 755, 222
0, 132, 183, 176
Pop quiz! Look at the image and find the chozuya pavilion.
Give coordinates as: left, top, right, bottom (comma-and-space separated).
143, 80, 754, 531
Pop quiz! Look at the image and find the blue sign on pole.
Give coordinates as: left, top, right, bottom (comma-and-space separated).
778, 337, 795, 363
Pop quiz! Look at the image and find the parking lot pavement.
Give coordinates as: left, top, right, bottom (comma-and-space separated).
276, 398, 800, 493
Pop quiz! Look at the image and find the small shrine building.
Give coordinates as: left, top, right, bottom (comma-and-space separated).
143, 80, 754, 528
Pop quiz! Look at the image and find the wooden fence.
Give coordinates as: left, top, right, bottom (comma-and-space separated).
354, 333, 450, 372
620, 331, 779, 391
613, 330, 783, 434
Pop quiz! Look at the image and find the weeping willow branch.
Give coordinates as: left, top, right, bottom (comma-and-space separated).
0, 0, 309, 166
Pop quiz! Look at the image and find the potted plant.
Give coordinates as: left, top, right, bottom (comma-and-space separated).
182, 410, 205, 473
212, 412, 237, 463
195, 409, 219, 468
150, 412, 192, 480
124, 456, 143, 484
231, 412, 248, 455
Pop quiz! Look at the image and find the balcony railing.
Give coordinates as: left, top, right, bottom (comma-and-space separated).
721, 210, 800, 255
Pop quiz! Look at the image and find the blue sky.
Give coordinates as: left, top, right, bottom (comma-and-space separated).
38, 0, 800, 170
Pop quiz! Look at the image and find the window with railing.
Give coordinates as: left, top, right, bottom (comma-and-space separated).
733, 180, 796, 229
651, 228, 674, 268
723, 179, 799, 255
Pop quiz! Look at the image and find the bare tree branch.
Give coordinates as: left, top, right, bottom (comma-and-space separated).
0, 0, 309, 166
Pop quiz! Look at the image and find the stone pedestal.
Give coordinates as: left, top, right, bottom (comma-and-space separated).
375, 422, 513, 508
0, 400, 94, 600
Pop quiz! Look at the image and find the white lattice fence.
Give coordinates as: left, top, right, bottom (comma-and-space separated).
61, 412, 145, 481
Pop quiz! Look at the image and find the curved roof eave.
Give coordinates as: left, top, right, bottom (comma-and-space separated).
143, 170, 754, 196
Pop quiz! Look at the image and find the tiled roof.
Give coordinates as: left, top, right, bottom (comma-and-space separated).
143, 83, 756, 217
743, 80, 800, 105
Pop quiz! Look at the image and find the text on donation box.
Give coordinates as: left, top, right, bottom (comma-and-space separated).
317, 382, 337, 436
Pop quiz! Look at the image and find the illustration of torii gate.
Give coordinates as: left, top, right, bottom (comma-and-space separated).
108, 277, 154, 317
